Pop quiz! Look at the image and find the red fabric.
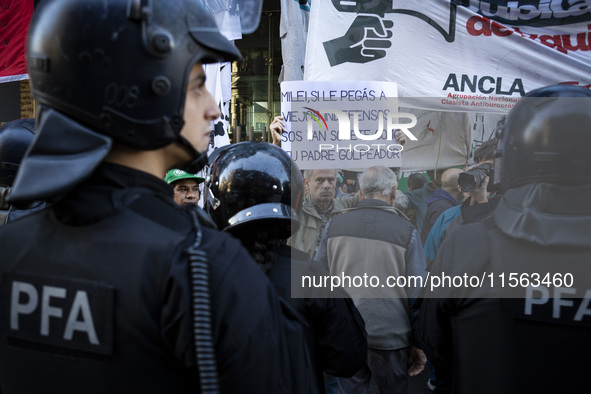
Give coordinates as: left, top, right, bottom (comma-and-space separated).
0, 0, 34, 81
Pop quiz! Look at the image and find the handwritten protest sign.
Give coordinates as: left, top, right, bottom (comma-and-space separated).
281, 80, 412, 170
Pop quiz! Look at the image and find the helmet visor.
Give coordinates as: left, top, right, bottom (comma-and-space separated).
200, 0, 263, 35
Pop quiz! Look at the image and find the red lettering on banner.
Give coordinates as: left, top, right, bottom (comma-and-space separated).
561, 30, 590, 51
539, 35, 567, 54
513, 27, 538, 40
466, 15, 492, 36
466, 15, 514, 38
491, 21, 513, 37
467, 17, 591, 55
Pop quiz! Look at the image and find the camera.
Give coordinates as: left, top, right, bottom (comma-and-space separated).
458, 163, 494, 193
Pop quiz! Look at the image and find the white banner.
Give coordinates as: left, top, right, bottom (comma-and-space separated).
200, 62, 233, 206
304, 0, 591, 113
279, 0, 311, 82
397, 108, 473, 172
205, 62, 232, 154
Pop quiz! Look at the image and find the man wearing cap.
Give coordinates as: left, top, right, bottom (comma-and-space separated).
165, 169, 204, 206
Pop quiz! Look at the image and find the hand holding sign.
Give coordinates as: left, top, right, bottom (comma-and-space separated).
323, 15, 393, 67
395, 129, 407, 149
270, 116, 285, 146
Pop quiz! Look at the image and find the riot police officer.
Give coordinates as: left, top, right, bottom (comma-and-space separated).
0, 118, 44, 226
416, 84, 591, 393
0, 0, 310, 393
205, 142, 368, 392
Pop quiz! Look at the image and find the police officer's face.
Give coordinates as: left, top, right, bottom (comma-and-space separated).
173, 179, 201, 206
180, 63, 221, 154
306, 169, 337, 206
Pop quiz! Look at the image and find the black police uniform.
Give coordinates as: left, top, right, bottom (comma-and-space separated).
0, 162, 294, 394
268, 244, 368, 391
416, 183, 591, 393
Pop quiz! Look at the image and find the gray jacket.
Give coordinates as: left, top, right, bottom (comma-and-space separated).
315, 199, 426, 350
288, 193, 358, 256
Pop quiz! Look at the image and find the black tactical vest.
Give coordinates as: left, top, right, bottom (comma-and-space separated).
448, 217, 591, 393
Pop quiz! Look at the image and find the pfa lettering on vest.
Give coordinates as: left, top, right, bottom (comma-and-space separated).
1, 273, 114, 355
512, 285, 591, 328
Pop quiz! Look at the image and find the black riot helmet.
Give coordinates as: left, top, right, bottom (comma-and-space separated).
205, 142, 304, 238
0, 119, 35, 187
26, 0, 241, 150
494, 85, 591, 190
9, 0, 244, 204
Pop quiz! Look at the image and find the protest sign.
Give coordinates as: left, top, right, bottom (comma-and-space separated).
280, 80, 409, 170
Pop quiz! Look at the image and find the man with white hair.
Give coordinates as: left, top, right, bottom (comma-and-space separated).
315, 165, 427, 394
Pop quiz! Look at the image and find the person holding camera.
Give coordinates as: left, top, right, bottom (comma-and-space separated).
442, 138, 501, 236
423, 138, 500, 267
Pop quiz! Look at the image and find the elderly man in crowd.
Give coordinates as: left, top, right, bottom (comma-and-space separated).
315, 165, 427, 394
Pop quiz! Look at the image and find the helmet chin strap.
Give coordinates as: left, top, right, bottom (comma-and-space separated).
178, 135, 209, 174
